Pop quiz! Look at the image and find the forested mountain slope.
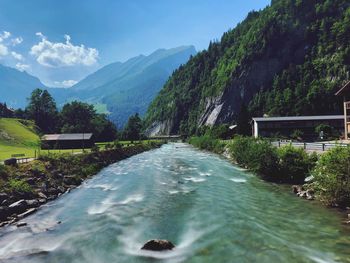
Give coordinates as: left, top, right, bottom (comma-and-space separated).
53, 46, 196, 127
145, 0, 350, 136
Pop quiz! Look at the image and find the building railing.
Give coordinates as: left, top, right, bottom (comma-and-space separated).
271, 141, 348, 152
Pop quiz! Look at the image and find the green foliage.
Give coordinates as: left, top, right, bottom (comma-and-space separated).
229, 136, 279, 180
8, 178, 32, 193
312, 146, 350, 207
228, 136, 315, 183
0, 164, 8, 179
60, 101, 118, 142
26, 89, 58, 133
91, 145, 100, 153
277, 145, 315, 184
290, 129, 304, 141
315, 124, 336, 140
123, 113, 143, 141
189, 135, 225, 154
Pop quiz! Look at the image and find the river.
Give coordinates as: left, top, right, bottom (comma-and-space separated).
0, 143, 349, 262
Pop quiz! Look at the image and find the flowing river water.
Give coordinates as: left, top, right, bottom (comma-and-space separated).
0, 143, 350, 263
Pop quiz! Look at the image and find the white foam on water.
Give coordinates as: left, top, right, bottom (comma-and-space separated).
87, 196, 115, 215
0, 231, 67, 260
199, 172, 211, 177
230, 178, 247, 183
168, 190, 180, 195
184, 177, 206, 183
85, 184, 118, 191
120, 224, 206, 262
118, 194, 144, 205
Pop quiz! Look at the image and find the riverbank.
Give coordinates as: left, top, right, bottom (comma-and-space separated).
0, 142, 164, 227
189, 135, 350, 223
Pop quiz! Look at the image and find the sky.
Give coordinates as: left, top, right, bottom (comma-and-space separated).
0, 0, 270, 88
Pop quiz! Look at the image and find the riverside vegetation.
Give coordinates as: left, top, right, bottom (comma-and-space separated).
189, 135, 350, 211
0, 141, 164, 227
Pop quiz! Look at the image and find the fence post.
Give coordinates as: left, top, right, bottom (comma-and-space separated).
278, 141, 280, 147
322, 143, 325, 151
304, 142, 306, 150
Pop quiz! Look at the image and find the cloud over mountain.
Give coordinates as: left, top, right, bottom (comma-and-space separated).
30, 33, 99, 67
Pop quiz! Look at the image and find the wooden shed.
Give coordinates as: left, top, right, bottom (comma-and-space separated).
41, 133, 94, 150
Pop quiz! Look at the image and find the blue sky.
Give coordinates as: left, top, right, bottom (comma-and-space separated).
0, 0, 270, 87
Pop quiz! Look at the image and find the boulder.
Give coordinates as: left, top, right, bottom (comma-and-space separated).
0, 193, 8, 203
38, 192, 48, 199
141, 239, 175, 251
17, 208, 37, 219
0, 206, 10, 221
25, 199, 40, 208
8, 199, 27, 214
16, 222, 27, 227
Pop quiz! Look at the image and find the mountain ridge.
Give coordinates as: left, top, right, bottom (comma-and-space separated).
144, 0, 350, 136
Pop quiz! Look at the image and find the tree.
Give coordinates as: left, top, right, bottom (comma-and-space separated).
60, 101, 118, 142
26, 89, 58, 133
60, 101, 95, 133
123, 113, 142, 141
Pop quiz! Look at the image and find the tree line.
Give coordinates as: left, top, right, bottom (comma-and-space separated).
1, 89, 144, 142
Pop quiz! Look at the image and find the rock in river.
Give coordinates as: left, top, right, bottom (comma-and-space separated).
141, 239, 175, 251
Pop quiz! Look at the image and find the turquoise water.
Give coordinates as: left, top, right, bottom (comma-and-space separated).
0, 143, 349, 263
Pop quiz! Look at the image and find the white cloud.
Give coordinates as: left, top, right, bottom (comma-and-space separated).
54, 79, 78, 88
30, 33, 99, 67
0, 44, 8, 56
11, 51, 23, 60
15, 63, 30, 71
0, 31, 11, 42
11, 37, 23, 46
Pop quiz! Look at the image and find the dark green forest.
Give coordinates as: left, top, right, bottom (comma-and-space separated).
145, 0, 350, 136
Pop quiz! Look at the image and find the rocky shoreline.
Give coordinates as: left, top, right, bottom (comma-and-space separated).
0, 143, 163, 228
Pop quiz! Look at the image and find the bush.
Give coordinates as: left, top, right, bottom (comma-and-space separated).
91, 145, 99, 153
277, 145, 315, 184
8, 178, 32, 193
228, 136, 279, 179
189, 135, 225, 153
0, 164, 8, 179
312, 146, 350, 207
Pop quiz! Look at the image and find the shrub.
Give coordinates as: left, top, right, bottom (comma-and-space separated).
312, 146, 350, 207
290, 129, 304, 141
91, 145, 99, 153
189, 135, 225, 153
228, 136, 279, 179
8, 178, 32, 193
277, 145, 314, 184
0, 164, 8, 179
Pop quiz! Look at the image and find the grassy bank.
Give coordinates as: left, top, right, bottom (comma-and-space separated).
189, 135, 350, 209
0, 141, 164, 226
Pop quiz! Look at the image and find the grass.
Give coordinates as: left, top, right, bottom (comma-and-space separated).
0, 118, 40, 160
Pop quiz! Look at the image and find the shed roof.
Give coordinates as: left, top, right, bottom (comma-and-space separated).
252, 115, 344, 122
42, 133, 93, 141
335, 80, 350, 96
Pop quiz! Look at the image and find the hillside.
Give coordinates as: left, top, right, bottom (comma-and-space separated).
144, 0, 350, 136
0, 118, 40, 160
53, 46, 196, 127
0, 65, 48, 109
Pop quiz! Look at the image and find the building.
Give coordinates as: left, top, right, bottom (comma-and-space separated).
41, 133, 94, 150
335, 80, 350, 140
252, 115, 344, 139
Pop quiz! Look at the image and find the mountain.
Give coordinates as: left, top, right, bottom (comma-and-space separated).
0, 64, 48, 108
53, 46, 196, 127
144, 0, 350, 136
